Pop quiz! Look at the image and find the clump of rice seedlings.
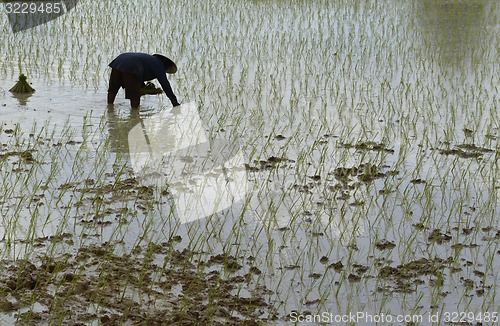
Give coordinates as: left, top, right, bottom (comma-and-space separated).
140, 82, 163, 95
9, 74, 35, 93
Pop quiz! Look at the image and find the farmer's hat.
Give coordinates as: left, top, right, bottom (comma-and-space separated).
153, 54, 178, 74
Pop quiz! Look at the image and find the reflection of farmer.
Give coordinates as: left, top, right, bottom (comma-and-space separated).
106, 108, 143, 154
107, 52, 180, 108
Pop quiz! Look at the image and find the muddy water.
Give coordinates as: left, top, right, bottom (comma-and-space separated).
1, 0, 499, 324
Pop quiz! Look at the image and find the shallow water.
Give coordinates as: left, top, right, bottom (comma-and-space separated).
1, 0, 499, 324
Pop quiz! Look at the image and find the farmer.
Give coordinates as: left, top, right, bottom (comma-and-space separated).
107, 52, 180, 108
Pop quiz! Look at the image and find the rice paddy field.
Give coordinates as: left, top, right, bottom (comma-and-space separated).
0, 0, 499, 325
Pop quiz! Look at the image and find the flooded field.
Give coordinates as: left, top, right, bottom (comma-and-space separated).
1, 0, 499, 325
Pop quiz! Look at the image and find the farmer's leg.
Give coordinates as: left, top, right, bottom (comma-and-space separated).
130, 98, 140, 108
107, 69, 123, 104
122, 72, 142, 109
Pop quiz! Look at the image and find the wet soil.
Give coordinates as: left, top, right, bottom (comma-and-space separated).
0, 242, 275, 325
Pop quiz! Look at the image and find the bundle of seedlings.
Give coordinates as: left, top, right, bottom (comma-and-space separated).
140, 82, 162, 95
10, 73, 35, 93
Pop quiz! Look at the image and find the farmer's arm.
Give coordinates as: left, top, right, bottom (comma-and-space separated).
157, 74, 179, 106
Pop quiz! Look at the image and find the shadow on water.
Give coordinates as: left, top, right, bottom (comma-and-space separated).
416, 0, 489, 64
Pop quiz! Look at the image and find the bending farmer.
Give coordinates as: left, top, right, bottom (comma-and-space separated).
107, 52, 180, 108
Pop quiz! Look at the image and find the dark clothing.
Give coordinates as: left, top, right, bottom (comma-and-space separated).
108, 69, 142, 100
108, 52, 179, 106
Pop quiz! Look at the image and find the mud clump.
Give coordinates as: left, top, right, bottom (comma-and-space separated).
436, 143, 494, 159
427, 229, 452, 244
325, 163, 398, 205
375, 239, 396, 251
331, 164, 398, 185
0, 150, 37, 163
207, 254, 243, 272
245, 156, 295, 172
378, 257, 455, 293
328, 260, 344, 272
340, 141, 395, 154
